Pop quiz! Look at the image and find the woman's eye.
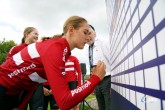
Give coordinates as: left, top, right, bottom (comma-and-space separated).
35, 33, 39, 36
84, 31, 87, 35
88, 32, 91, 35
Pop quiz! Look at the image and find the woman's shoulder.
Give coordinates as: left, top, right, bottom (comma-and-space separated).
8, 43, 27, 55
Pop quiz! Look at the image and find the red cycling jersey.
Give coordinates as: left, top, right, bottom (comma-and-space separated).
6, 43, 28, 59
65, 55, 82, 87
0, 38, 100, 110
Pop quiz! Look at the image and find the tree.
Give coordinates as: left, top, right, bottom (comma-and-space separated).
0, 40, 16, 64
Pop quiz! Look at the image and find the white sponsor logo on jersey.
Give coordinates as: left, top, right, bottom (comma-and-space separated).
8, 63, 36, 78
62, 47, 68, 62
71, 81, 91, 96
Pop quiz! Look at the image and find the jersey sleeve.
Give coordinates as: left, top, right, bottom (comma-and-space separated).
6, 44, 27, 59
41, 44, 100, 110
6, 46, 18, 59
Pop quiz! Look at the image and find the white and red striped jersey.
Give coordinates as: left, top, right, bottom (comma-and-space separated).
0, 38, 100, 110
65, 55, 82, 86
6, 43, 28, 60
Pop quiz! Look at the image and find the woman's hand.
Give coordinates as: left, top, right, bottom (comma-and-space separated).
43, 87, 51, 96
49, 89, 53, 95
92, 60, 106, 80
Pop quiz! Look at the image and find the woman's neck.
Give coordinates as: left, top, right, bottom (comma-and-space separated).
64, 36, 74, 51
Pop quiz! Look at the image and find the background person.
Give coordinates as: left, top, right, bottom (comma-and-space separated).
42, 82, 59, 110
0, 16, 106, 110
65, 55, 82, 110
87, 25, 111, 110
5, 27, 44, 110
6, 27, 39, 59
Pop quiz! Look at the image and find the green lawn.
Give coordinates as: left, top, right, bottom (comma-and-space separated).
28, 94, 96, 110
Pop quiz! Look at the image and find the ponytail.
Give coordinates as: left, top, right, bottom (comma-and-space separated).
52, 33, 64, 38
40, 33, 64, 42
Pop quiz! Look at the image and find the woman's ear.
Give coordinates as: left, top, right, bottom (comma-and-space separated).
68, 26, 74, 34
25, 33, 28, 38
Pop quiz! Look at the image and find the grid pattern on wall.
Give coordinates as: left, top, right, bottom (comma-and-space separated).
106, 0, 165, 110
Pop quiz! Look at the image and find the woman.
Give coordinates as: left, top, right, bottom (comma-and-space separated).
5, 27, 42, 110
6, 27, 39, 59
0, 16, 106, 110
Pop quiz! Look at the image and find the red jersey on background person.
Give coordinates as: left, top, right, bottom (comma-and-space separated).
0, 16, 106, 110
2, 27, 40, 110
6, 27, 38, 59
65, 55, 82, 110
65, 55, 82, 87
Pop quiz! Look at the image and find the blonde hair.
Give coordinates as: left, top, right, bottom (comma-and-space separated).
63, 16, 87, 34
41, 34, 63, 41
22, 27, 36, 44
41, 16, 87, 42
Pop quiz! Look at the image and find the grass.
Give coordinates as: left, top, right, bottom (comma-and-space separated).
85, 94, 95, 100
79, 94, 96, 110
28, 94, 96, 110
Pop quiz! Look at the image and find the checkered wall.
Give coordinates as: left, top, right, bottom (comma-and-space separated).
106, 0, 165, 110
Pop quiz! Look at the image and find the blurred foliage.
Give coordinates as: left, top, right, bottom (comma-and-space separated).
0, 39, 17, 64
